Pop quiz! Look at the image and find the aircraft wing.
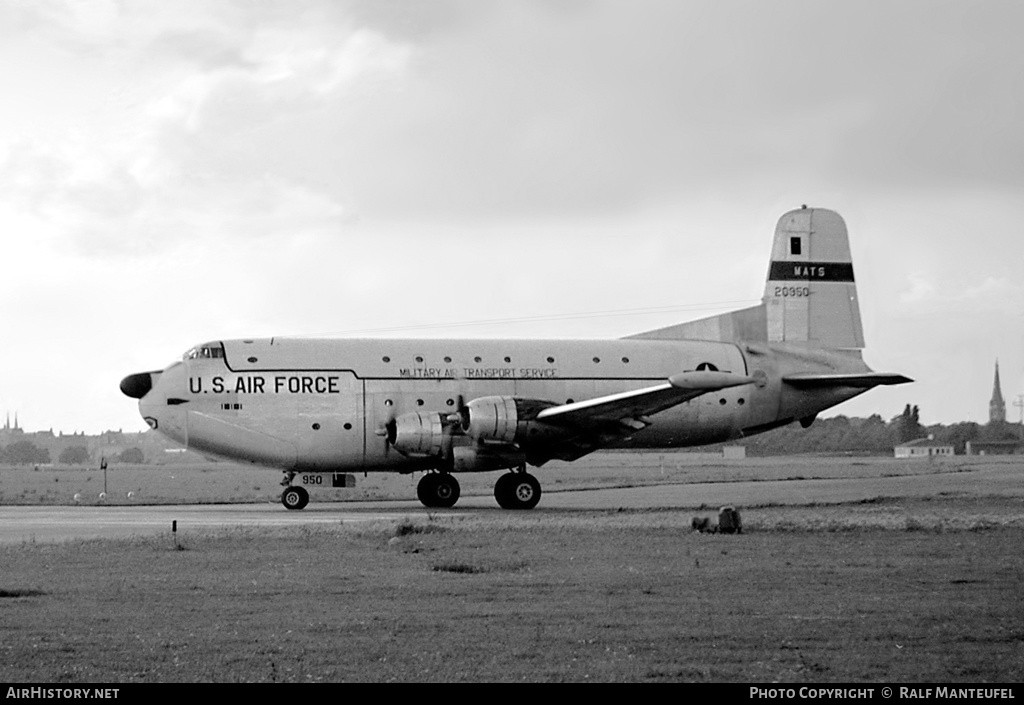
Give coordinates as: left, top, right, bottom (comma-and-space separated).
535, 370, 755, 430
783, 372, 913, 388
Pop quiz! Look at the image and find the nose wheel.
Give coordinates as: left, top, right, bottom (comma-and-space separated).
281, 485, 309, 511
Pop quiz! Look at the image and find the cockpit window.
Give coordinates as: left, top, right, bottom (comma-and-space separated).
184, 343, 225, 360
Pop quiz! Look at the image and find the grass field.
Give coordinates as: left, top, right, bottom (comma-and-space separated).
1, 453, 1022, 682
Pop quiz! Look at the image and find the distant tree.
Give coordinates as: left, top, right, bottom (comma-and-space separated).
980, 420, 1020, 442
4, 441, 50, 465
894, 404, 925, 443
932, 422, 980, 455
117, 447, 145, 464
58, 446, 90, 465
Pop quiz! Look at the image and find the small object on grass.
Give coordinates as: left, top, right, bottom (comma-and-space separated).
691, 516, 717, 534
718, 506, 742, 534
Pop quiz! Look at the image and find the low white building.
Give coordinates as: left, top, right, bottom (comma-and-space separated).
894, 437, 954, 458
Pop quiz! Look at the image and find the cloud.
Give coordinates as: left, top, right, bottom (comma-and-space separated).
2, 0, 1023, 433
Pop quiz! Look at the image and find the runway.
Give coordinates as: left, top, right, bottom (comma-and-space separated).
1, 462, 1019, 544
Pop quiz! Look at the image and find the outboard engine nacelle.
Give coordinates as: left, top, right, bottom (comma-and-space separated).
462, 396, 518, 442
387, 412, 446, 457
461, 396, 561, 444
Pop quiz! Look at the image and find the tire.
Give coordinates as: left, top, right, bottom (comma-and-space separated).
281, 485, 309, 511
495, 472, 541, 510
494, 472, 515, 509
417, 473, 460, 509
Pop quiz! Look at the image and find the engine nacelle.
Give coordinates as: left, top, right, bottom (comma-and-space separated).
461, 396, 561, 444
462, 396, 518, 443
388, 412, 445, 457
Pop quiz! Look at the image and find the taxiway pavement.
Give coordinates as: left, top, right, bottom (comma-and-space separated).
1, 463, 1019, 544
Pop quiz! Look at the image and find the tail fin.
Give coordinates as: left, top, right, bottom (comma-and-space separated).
627, 207, 865, 349
764, 207, 864, 348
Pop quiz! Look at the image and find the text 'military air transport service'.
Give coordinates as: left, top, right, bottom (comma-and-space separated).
121, 207, 911, 511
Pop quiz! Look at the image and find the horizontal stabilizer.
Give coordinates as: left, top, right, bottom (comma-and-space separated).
783, 372, 913, 389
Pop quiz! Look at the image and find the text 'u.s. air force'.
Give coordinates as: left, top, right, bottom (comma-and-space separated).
189, 376, 340, 394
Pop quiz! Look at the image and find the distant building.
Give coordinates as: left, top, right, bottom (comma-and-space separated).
990, 360, 1006, 424
894, 437, 954, 458
965, 440, 1022, 456
1, 411, 23, 439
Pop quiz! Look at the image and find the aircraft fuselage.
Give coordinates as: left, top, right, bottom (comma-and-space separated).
132, 336, 871, 474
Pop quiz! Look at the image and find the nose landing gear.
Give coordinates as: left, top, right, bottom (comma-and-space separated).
281, 485, 309, 511
280, 471, 309, 510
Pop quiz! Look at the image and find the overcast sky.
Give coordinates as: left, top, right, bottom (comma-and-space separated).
2, 0, 1022, 435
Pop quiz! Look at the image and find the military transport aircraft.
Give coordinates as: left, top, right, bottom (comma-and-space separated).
121, 207, 910, 511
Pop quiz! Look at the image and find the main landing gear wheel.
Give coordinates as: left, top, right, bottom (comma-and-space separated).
494, 471, 541, 510
417, 472, 461, 509
281, 485, 309, 511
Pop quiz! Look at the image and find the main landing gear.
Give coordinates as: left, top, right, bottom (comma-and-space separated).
417, 472, 461, 509
414, 467, 542, 510
494, 468, 541, 510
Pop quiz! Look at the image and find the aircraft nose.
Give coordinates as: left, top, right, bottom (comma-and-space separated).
120, 372, 154, 399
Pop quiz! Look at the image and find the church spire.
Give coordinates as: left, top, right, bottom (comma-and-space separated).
990, 360, 1006, 423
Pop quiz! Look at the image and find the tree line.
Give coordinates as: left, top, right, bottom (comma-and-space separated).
737, 405, 1020, 456
0, 443, 145, 466
1, 406, 1020, 464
